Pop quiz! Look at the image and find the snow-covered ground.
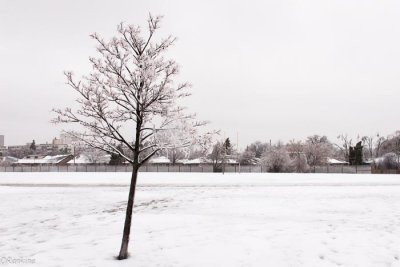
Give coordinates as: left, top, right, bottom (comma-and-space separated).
1, 172, 400, 267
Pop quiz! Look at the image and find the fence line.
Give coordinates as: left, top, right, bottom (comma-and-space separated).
0, 164, 372, 174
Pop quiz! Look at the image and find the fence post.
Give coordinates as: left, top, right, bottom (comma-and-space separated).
342, 165, 343, 173
179, 165, 181, 172
356, 165, 358, 174
190, 165, 192, 172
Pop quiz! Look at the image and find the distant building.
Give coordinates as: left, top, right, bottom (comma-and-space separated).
0, 135, 4, 147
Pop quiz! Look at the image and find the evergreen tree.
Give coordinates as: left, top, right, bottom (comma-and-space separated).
30, 140, 36, 152
109, 144, 125, 165
224, 138, 232, 155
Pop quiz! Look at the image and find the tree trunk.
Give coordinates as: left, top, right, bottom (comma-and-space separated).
118, 165, 139, 260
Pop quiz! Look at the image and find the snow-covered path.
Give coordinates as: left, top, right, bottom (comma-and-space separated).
1, 173, 400, 267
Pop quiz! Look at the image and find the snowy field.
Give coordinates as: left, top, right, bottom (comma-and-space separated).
1, 173, 400, 267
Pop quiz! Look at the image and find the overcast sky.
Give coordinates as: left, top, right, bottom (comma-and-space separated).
1, 0, 399, 147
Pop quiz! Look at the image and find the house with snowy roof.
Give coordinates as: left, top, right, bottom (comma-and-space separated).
16, 154, 74, 165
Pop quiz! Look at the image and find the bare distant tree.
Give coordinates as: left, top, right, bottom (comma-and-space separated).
53, 15, 212, 260
156, 125, 206, 164
335, 134, 352, 161
286, 140, 304, 158
167, 148, 186, 165
305, 135, 332, 166
261, 145, 292, 172
286, 140, 309, 172
361, 135, 374, 160
209, 141, 227, 172
239, 150, 256, 165
82, 148, 109, 164
188, 147, 208, 160
375, 133, 387, 157
246, 141, 269, 158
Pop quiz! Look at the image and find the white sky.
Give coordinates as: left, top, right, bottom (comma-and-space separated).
1, 0, 399, 147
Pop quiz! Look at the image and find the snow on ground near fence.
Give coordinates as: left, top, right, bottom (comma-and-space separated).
0, 172, 398, 186
1, 173, 400, 267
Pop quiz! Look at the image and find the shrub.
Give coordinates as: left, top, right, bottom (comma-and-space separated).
261, 146, 292, 173
375, 153, 399, 170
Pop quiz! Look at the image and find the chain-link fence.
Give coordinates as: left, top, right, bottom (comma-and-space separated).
0, 164, 371, 174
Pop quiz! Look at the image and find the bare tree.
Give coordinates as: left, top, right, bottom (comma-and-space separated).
286, 140, 304, 158
261, 145, 292, 172
166, 148, 186, 165
156, 125, 196, 164
375, 133, 387, 157
286, 140, 309, 172
335, 134, 352, 161
361, 135, 374, 160
82, 147, 109, 164
187, 147, 206, 160
53, 15, 212, 260
209, 141, 227, 172
305, 135, 332, 166
246, 141, 269, 158
239, 150, 256, 165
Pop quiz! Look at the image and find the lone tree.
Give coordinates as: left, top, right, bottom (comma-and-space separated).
53, 15, 212, 260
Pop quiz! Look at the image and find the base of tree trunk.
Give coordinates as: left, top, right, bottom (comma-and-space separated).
117, 239, 129, 260
117, 167, 139, 261
117, 253, 128, 260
